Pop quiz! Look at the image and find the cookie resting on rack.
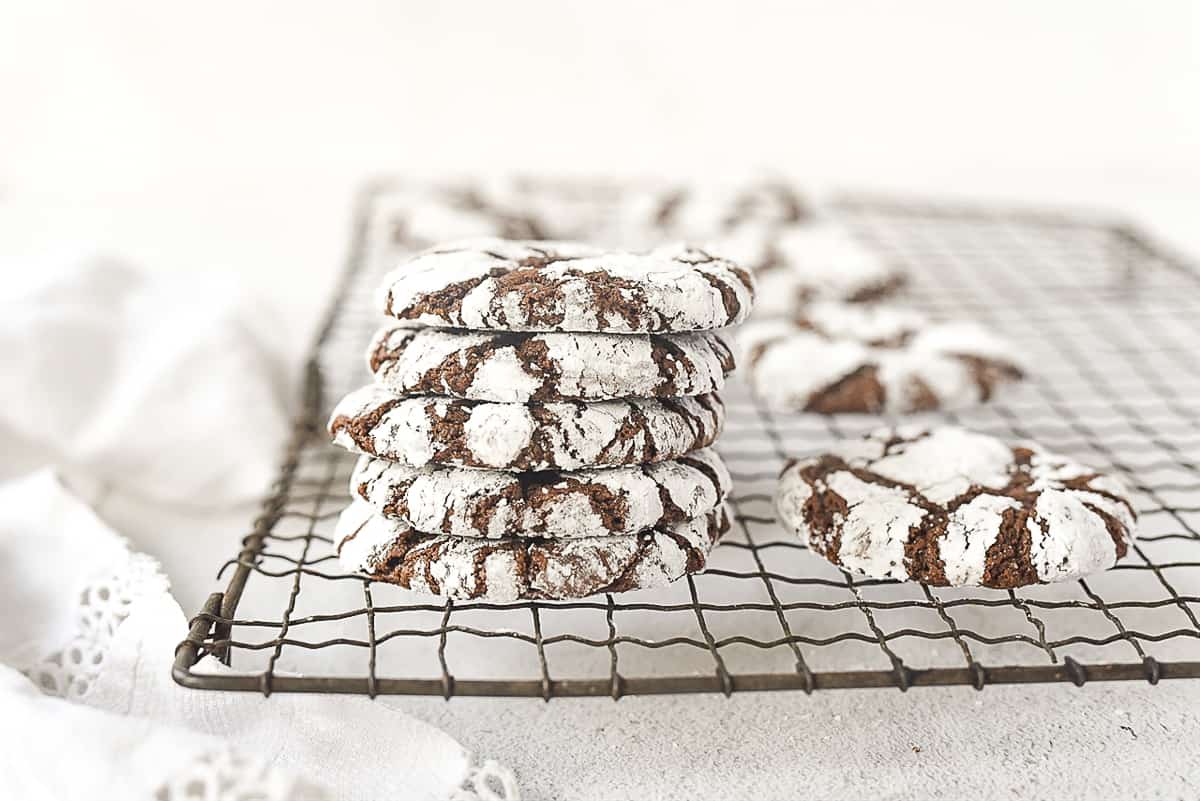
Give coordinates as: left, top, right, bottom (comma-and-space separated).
350, 447, 731, 539
335, 500, 730, 601
369, 185, 544, 251
630, 180, 809, 241
722, 222, 906, 315
775, 426, 1137, 588
377, 238, 755, 333
366, 324, 735, 403
328, 384, 725, 471
737, 302, 1023, 413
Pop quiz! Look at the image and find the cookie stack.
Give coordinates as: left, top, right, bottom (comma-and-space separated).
327, 239, 755, 601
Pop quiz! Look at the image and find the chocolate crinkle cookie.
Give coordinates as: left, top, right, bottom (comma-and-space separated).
350, 447, 731, 540
377, 238, 755, 333
327, 384, 725, 471
336, 500, 730, 601
776, 426, 1137, 588
627, 180, 810, 244
745, 223, 906, 312
366, 324, 734, 403
737, 302, 1024, 414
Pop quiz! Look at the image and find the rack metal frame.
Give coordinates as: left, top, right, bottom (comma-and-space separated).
173, 181, 1200, 698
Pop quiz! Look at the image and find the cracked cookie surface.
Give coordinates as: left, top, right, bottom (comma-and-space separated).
351, 447, 731, 539
378, 238, 755, 333
776, 426, 1137, 588
738, 223, 906, 314
738, 302, 1024, 413
367, 323, 734, 402
336, 500, 730, 601
328, 384, 725, 471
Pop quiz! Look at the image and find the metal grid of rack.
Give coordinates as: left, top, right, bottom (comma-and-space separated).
173, 181, 1200, 698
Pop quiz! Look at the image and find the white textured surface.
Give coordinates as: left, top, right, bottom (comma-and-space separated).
397, 682, 1199, 801
368, 324, 732, 402
380, 239, 754, 333
351, 448, 731, 539
776, 427, 1138, 586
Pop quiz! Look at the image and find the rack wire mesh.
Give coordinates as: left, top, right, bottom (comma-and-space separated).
174, 181, 1200, 698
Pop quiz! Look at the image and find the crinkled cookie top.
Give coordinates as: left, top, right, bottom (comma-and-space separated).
776, 426, 1136, 588
378, 238, 756, 333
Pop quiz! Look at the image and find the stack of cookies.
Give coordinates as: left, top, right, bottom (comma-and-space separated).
328, 238, 755, 601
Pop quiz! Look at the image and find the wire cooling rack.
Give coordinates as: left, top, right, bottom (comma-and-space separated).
174, 181, 1200, 698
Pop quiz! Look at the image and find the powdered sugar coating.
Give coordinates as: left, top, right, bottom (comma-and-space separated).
739, 302, 1024, 414
367, 185, 543, 255
776, 426, 1138, 588
750, 223, 905, 314
378, 239, 755, 333
351, 447, 731, 539
367, 324, 734, 402
638, 180, 808, 242
328, 384, 726, 471
335, 500, 730, 601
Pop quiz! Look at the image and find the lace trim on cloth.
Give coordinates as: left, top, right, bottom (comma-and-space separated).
12, 473, 522, 801
27, 552, 168, 699
153, 747, 329, 801
453, 760, 522, 801
149, 751, 521, 801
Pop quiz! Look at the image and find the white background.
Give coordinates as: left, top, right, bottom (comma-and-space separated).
2, 0, 1198, 352
2, 3, 1199, 799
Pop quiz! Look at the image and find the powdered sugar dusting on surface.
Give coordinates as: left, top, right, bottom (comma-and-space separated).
333, 500, 394, 577
942, 494, 1021, 586
1029, 483, 1129, 583
863, 427, 1014, 505
467, 349, 543, 402
824, 471, 925, 581
460, 403, 535, 467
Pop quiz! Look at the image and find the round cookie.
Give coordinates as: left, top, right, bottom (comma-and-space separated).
371, 185, 543, 252
367, 324, 734, 402
641, 180, 808, 239
328, 384, 725, 471
775, 426, 1137, 588
351, 447, 731, 539
748, 223, 905, 315
738, 302, 1024, 414
335, 501, 730, 601
476, 176, 627, 241
377, 238, 755, 333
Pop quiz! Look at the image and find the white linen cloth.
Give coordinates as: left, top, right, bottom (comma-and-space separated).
0, 264, 519, 801
0, 261, 290, 504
